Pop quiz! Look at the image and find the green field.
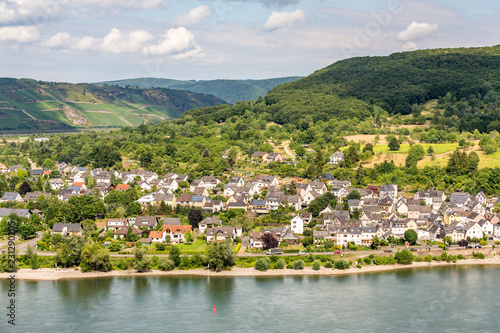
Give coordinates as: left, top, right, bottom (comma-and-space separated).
79, 111, 129, 126
177, 239, 208, 252
372, 143, 459, 154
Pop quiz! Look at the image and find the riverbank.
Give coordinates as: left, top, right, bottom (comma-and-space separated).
2, 257, 500, 280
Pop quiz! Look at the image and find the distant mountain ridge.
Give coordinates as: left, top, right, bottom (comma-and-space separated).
96, 77, 303, 104
0, 78, 225, 132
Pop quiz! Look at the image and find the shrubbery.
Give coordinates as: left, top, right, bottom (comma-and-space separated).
293, 259, 305, 270
312, 260, 321, 270
158, 258, 175, 271
472, 252, 485, 259
374, 255, 396, 265
275, 258, 286, 269
334, 259, 350, 270
255, 257, 271, 271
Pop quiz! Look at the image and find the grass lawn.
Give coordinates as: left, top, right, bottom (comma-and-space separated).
177, 239, 208, 252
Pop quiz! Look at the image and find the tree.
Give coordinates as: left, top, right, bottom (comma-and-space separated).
446, 150, 469, 176
188, 209, 203, 229
158, 258, 175, 271
126, 226, 139, 242
169, 245, 181, 267
295, 146, 306, 157
19, 181, 32, 196
26, 244, 39, 270
293, 259, 305, 270
334, 260, 349, 270
80, 243, 112, 272
370, 235, 381, 250
229, 215, 254, 232
342, 145, 360, 168
127, 202, 142, 216
133, 246, 152, 272
346, 190, 361, 200
458, 239, 468, 248
443, 235, 453, 245
18, 222, 36, 240
404, 229, 418, 245
395, 249, 414, 265
254, 257, 271, 271
388, 137, 400, 151
184, 230, 194, 243
427, 145, 435, 156
262, 233, 279, 250
206, 240, 236, 272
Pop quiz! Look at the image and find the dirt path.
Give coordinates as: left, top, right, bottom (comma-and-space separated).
283, 140, 295, 161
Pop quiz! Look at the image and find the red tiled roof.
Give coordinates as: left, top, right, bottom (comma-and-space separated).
116, 184, 131, 191
162, 224, 192, 234
149, 231, 163, 239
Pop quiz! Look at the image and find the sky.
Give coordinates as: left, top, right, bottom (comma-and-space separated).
0, 0, 499, 83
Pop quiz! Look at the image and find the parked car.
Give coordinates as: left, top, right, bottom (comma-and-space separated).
334, 251, 341, 254
467, 245, 473, 249
298, 251, 307, 256
385, 249, 392, 253
410, 248, 417, 252
475, 245, 482, 248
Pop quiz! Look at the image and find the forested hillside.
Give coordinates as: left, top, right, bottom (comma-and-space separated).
98, 77, 302, 104
185, 45, 500, 132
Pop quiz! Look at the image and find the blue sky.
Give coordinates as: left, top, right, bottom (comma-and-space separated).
0, 0, 499, 83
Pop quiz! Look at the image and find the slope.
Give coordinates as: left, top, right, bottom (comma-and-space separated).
97, 77, 302, 104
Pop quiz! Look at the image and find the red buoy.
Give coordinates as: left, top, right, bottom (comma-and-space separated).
213, 306, 216, 312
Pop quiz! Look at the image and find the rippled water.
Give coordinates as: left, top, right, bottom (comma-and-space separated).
1, 265, 500, 332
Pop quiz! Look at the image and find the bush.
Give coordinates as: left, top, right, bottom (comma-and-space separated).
356, 264, 362, 269
275, 258, 285, 269
395, 250, 414, 265
312, 260, 321, 270
284, 249, 299, 253
457, 255, 465, 260
472, 252, 485, 259
479, 240, 487, 246
363, 257, 372, 265
324, 261, 333, 268
423, 255, 433, 262
293, 259, 305, 270
255, 257, 271, 271
286, 264, 293, 269
374, 256, 396, 265
155, 243, 167, 251
158, 258, 175, 271
334, 259, 350, 270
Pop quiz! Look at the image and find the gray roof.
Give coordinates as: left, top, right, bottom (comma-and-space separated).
0, 208, 30, 218
162, 217, 181, 225
52, 223, 82, 233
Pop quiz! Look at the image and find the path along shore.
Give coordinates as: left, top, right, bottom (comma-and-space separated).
2, 257, 500, 281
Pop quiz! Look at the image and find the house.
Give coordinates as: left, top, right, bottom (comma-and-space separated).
250, 199, 269, 214
199, 217, 223, 233
106, 218, 128, 231
463, 222, 484, 240
115, 184, 131, 192
252, 151, 268, 162
51, 223, 82, 236
206, 226, 242, 242
154, 192, 177, 208
320, 173, 336, 185
380, 184, 397, 199
250, 232, 264, 248
475, 191, 487, 205
228, 176, 245, 187
227, 200, 247, 211
1, 192, 23, 203
162, 217, 181, 225
290, 215, 304, 234
200, 176, 221, 190
203, 200, 224, 213
162, 224, 192, 243
134, 216, 158, 229
0, 208, 31, 219
113, 226, 142, 239
49, 178, 65, 190
149, 231, 164, 242
313, 230, 330, 243
266, 152, 283, 164
450, 192, 472, 207
192, 186, 209, 197
24, 191, 52, 202
300, 211, 313, 224
329, 151, 344, 165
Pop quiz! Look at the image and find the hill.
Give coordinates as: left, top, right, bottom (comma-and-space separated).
184, 45, 500, 129
97, 77, 302, 104
0, 78, 225, 132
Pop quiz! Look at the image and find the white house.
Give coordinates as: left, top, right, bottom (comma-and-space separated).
290, 215, 304, 234
329, 151, 344, 165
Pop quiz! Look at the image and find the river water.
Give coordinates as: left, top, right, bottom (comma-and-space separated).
1, 265, 499, 332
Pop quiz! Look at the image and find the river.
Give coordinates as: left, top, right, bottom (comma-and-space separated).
1, 265, 499, 332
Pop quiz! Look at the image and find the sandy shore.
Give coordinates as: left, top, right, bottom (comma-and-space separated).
2, 257, 500, 281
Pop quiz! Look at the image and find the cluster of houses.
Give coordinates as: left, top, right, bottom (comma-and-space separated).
3, 159, 500, 250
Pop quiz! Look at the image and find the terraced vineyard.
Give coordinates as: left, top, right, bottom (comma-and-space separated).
0, 78, 226, 132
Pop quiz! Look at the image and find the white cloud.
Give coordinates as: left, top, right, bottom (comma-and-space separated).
100, 28, 153, 54
74, 36, 100, 51
173, 5, 211, 26
42, 32, 71, 48
0, 25, 40, 43
401, 41, 418, 51
142, 27, 201, 58
397, 22, 438, 41
69, 0, 163, 11
264, 9, 305, 32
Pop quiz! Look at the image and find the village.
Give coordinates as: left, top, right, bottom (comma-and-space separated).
1, 148, 499, 255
